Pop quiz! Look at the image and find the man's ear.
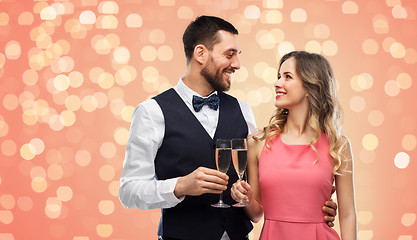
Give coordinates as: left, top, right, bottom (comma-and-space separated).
194, 44, 208, 65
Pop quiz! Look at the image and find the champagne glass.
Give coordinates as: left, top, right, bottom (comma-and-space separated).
211, 139, 232, 208
231, 138, 250, 207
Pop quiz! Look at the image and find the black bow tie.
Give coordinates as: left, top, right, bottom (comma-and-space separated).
192, 94, 220, 112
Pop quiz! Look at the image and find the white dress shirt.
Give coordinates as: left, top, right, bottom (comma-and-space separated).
119, 78, 257, 239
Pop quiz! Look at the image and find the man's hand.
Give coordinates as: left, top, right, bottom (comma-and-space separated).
174, 167, 229, 198
323, 200, 338, 227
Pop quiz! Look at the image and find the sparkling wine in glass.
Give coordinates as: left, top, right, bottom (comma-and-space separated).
211, 139, 231, 208
232, 138, 250, 207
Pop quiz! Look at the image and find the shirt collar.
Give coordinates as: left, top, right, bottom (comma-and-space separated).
175, 76, 218, 105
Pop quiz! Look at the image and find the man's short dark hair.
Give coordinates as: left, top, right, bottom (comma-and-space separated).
182, 15, 238, 64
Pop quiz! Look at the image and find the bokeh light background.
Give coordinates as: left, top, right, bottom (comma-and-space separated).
0, 0, 416, 239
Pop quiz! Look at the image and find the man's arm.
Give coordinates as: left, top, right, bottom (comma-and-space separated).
118, 100, 182, 210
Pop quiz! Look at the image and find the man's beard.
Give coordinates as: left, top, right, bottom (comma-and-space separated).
201, 56, 231, 92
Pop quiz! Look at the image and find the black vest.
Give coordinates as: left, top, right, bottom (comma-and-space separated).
153, 89, 252, 240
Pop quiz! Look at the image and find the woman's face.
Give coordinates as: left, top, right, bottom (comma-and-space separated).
274, 57, 308, 110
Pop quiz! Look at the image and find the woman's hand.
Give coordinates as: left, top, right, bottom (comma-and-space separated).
231, 180, 253, 204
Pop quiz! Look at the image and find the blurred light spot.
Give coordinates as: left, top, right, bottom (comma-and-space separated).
40, 7, 57, 20
100, 142, 117, 159
258, 87, 273, 103
322, 40, 338, 56
1, 140, 17, 157
373, 15, 389, 34
263, 0, 283, 8
121, 106, 135, 123
5, 41, 21, 60
98, 72, 114, 89
114, 127, 129, 145
115, 65, 136, 86
398, 236, 413, 240
0, 194, 15, 210
57, 186, 73, 202
113, 47, 130, 64
60, 110, 76, 127
45, 197, 62, 219
362, 39, 379, 54
141, 46, 157, 61
0, 53, 5, 68
357, 211, 373, 225
73, 237, 89, 240
98, 200, 114, 215
290, 8, 307, 22
177, 6, 194, 19
254, 62, 269, 78
75, 150, 91, 167
49, 114, 65, 131
81, 95, 98, 112
159, 0, 174, 6
368, 110, 384, 127
48, 164, 64, 180
247, 90, 262, 107
2, 12, 16, 25
108, 181, 119, 197
89, 67, 104, 83
232, 66, 248, 83
79, 10, 96, 24
65, 95, 81, 111
386, 0, 402, 7
392, 5, 407, 19
125, 13, 142, 28
29, 138, 45, 155
99, 165, 115, 181
106, 34, 120, 48
142, 66, 159, 83
18, 11, 34, 25
349, 96, 365, 112
359, 149, 375, 164
256, 30, 276, 49
260, 10, 283, 24
263, 67, 278, 84
401, 213, 416, 227
394, 152, 410, 169
402, 134, 416, 151
244, 5, 261, 19
17, 196, 33, 211
0, 210, 13, 224
384, 79, 400, 96
53, 74, 70, 91
31, 177, 48, 193
405, 48, 417, 64
157, 46, 174, 61
342, 1, 359, 14
149, 29, 166, 44
305, 40, 322, 53
396, 73, 412, 89
36, 34, 52, 49
98, 1, 119, 14
20, 144, 36, 160
23, 69, 39, 86
30, 166, 46, 179
277, 41, 295, 57
390, 42, 406, 58
108, 87, 124, 101
314, 24, 330, 38
68, 71, 84, 88
358, 230, 373, 240
96, 15, 118, 29
362, 134, 378, 151
350, 73, 373, 92
94, 92, 108, 108
96, 224, 113, 238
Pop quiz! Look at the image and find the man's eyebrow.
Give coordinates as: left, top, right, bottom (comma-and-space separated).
227, 49, 241, 54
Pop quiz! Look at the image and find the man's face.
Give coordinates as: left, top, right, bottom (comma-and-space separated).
201, 30, 241, 92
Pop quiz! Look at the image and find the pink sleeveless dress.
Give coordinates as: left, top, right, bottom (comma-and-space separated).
258, 133, 340, 240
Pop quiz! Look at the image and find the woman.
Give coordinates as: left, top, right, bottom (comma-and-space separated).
231, 51, 357, 239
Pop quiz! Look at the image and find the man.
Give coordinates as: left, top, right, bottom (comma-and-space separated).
119, 16, 337, 240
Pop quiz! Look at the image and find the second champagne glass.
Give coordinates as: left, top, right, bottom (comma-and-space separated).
232, 138, 250, 207
211, 139, 232, 208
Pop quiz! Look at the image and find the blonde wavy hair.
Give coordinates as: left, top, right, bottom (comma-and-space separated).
257, 51, 347, 174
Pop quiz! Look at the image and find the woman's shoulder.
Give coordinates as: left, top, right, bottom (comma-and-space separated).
247, 130, 266, 148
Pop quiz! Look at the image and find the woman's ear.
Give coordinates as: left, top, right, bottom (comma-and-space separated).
194, 44, 207, 65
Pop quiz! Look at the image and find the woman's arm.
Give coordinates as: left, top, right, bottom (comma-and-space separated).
335, 137, 358, 240
231, 133, 264, 222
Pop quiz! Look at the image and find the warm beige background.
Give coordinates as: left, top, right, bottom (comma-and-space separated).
0, 0, 416, 239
